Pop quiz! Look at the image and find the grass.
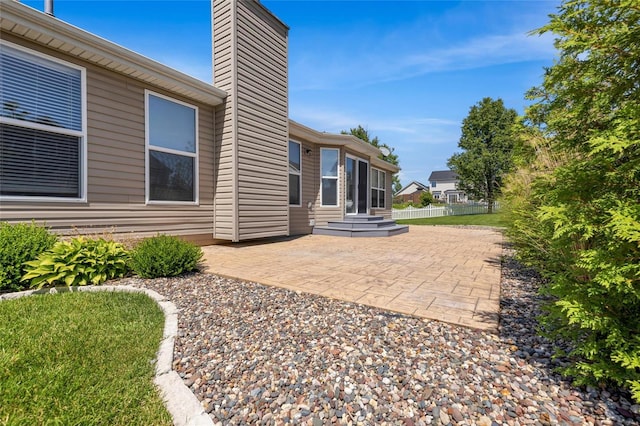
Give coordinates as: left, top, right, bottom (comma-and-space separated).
0, 291, 172, 425
397, 212, 507, 227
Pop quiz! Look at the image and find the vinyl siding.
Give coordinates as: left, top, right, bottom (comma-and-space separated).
1, 34, 219, 244
212, 0, 236, 240
289, 142, 316, 235
235, 0, 288, 240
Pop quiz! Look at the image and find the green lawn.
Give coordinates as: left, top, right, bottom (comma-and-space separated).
0, 291, 172, 425
397, 212, 507, 227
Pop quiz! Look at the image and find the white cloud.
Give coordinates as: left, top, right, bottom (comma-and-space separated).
290, 103, 465, 184
292, 103, 461, 143
401, 32, 555, 75
290, 29, 556, 91
292, 107, 456, 137
290, 107, 363, 133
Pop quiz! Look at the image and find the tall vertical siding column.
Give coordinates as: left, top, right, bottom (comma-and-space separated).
212, 0, 290, 242
212, 0, 237, 241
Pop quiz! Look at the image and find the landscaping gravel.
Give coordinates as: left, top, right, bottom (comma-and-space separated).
116, 252, 639, 425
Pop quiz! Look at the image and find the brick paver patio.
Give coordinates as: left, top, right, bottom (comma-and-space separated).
201, 226, 503, 331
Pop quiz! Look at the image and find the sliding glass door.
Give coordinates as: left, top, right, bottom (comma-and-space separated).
345, 155, 368, 215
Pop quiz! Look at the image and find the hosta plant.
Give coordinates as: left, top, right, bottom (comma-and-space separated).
22, 237, 130, 289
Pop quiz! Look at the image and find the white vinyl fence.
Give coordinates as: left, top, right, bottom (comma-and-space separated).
392, 202, 499, 220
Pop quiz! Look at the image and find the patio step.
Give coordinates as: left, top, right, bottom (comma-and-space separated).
326, 218, 398, 230
342, 215, 385, 222
312, 215, 409, 237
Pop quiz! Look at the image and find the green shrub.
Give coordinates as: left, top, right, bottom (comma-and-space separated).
129, 235, 203, 278
22, 237, 130, 289
0, 222, 58, 292
392, 202, 412, 210
504, 1, 640, 402
419, 191, 433, 207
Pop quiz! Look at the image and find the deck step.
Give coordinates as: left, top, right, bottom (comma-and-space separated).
312, 215, 409, 237
341, 215, 385, 222
313, 224, 409, 238
326, 219, 398, 230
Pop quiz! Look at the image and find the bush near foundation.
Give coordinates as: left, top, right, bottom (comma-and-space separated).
0, 222, 58, 292
129, 234, 203, 278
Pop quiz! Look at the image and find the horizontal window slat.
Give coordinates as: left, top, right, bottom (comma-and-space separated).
0, 44, 82, 132
1, 124, 81, 198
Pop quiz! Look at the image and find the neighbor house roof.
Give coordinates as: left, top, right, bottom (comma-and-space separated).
289, 120, 400, 173
0, 0, 227, 106
395, 181, 428, 196
428, 170, 458, 181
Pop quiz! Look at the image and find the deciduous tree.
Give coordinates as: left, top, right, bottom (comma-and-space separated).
419, 190, 433, 207
447, 97, 517, 213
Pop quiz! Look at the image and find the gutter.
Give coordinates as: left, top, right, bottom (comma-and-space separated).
1, 0, 227, 106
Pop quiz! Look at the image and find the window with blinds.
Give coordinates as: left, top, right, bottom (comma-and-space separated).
0, 41, 85, 200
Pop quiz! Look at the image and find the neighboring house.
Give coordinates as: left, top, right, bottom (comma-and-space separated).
0, 0, 399, 244
428, 170, 467, 203
394, 181, 429, 204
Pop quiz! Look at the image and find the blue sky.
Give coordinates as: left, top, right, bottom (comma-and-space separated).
22, 0, 559, 188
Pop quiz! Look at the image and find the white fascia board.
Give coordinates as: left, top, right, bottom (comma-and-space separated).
289, 119, 381, 157
370, 156, 400, 173
289, 120, 399, 172
1, 0, 227, 106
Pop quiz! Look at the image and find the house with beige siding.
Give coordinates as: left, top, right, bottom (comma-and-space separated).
0, 0, 403, 243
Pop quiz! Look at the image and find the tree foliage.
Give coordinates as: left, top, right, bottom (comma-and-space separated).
504, 0, 640, 402
342, 125, 402, 193
419, 190, 433, 207
447, 97, 518, 213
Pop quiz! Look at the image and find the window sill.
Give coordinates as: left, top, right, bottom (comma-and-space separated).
0, 196, 87, 203
145, 200, 199, 206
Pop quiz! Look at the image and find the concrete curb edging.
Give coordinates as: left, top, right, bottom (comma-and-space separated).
0, 285, 213, 426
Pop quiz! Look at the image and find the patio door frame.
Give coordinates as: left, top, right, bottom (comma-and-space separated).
345, 154, 369, 215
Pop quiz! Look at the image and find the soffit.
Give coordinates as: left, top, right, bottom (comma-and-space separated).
0, 0, 227, 106
289, 120, 400, 173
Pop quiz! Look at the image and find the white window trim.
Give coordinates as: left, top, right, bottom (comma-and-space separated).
371, 168, 386, 209
0, 40, 88, 203
145, 90, 199, 205
320, 147, 339, 207
288, 140, 302, 207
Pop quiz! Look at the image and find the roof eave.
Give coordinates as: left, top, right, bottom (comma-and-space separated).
0, 0, 227, 106
289, 120, 398, 173
370, 156, 400, 173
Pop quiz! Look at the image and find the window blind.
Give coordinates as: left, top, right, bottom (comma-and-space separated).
0, 44, 82, 131
0, 124, 80, 197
